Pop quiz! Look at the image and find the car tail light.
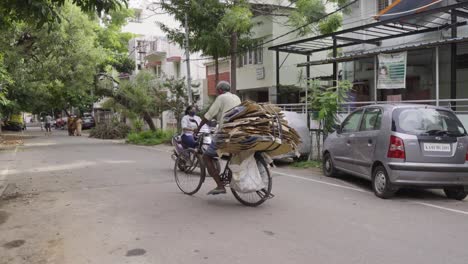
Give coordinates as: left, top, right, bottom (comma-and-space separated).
388, 135, 405, 159
466, 149, 468, 161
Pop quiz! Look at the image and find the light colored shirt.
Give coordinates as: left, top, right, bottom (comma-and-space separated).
204, 92, 241, 127
181, 115, 202, 135
45, 115, 52, 124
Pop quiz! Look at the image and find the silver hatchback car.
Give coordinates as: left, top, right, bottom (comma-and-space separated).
323, 104, 468, 200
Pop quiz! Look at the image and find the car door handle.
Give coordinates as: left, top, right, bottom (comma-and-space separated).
346, 140, 351, 145
368, 139, 373, 146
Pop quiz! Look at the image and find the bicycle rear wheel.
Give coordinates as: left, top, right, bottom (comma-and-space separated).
174, 149, 205, 195
231, 156, 272, 207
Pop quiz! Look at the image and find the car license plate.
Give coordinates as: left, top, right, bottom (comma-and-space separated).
423, 143, 451, 152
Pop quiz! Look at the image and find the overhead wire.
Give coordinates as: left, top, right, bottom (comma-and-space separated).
183, 0, 359, 62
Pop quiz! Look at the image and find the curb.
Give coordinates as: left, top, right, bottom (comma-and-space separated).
0, 146, 18, 199
0, 181, 6, 199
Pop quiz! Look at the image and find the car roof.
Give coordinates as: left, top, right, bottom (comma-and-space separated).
358, 103, 450, 111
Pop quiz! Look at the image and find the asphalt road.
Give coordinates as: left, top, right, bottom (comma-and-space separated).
1, 128, 468, 264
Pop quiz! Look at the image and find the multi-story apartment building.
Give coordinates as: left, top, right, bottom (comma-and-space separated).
123, 0, 206, 104
203, 2, 332, 105
268, 0, 468, 121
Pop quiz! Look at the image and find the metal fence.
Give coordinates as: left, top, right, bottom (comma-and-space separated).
340, 99, 468, 114
276, 103, 307, 114
277, 99, 468, 115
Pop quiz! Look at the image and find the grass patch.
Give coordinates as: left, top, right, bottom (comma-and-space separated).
290, 160, 322, 169
126, 130, 174, 146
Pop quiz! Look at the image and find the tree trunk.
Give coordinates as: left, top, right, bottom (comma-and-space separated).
160, 113, 163, 130
230, 32, 237, 93
63, 108, 71, 117
143, 111, 156, 131
214, 55, 219, 87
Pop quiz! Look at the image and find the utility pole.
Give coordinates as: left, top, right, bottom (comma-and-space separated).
184, 12, 193, 105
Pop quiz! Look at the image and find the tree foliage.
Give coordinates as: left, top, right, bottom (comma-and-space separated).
307, 80, 351, 134
0, 0, 128, 29
289, 0, 351, 36
158, 0, 253, 92
160, 77, 188, 132
99, 71, 189, 132
0, 1, 133, 116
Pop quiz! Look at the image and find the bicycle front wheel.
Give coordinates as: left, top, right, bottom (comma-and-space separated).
231, 156, 272, 207
174, 149, 205, 195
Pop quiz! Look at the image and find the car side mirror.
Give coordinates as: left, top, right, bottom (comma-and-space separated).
333, 124, 342, 134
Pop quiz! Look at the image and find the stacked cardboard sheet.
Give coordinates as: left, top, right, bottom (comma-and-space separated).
215, 100, 301, 157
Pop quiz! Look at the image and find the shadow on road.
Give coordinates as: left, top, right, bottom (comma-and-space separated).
333, 173, 449, 201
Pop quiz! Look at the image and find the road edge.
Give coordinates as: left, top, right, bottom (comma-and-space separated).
0, 146, 18, 198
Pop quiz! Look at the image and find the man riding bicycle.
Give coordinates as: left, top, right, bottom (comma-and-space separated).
197, 81, 241, 195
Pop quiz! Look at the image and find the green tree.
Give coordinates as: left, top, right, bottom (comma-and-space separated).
307, 80, 351, 158
159, 0, 252, 93
0, 3, 107, 116
0, 0, 128, 28
160, 77, 188, 132
219, 1, 252, 93
158, 0, 230, 88
0, 1, 135, 118
289, 0, 351, 36
98, 70, 163, 131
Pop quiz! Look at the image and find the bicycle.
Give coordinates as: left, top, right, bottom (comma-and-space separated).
174, 133, 273, 207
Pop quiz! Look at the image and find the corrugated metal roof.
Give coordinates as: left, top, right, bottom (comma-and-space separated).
297, 36, 468, 67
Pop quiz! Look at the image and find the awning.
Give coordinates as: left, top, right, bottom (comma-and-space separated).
376, 0, 445, 21
145, 51, 166, 61
268, 1, 468, 55
297, 36, 468, 67
166, 56, 181, 62
146, 61, 161, 67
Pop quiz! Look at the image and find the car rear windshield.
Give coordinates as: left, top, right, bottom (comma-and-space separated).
392, 108, 467, 136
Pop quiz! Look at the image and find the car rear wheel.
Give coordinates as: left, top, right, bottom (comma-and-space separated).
443, 187, 467, 201
322, 153, 337, 177
372, 165, 397, 199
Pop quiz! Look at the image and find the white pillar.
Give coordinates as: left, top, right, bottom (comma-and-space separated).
374, 55, 378, 102
436, 46, 440, 106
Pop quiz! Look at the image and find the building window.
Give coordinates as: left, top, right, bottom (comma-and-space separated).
256, 46, 263, 64
174, 62, 180, 78
378, 0, 392, 12
153, 64, 162, 78
150, 41, 157, 52
237, 45, 263, 68
130, 9, 142, 23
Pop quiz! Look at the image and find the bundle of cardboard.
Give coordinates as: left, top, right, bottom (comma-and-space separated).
214, 100, 301, 157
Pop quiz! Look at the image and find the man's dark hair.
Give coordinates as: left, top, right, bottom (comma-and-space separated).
185, 105, 193, 115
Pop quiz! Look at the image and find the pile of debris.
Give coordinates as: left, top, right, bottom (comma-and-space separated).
215, 100, 301, 157
0, 135, 24, 148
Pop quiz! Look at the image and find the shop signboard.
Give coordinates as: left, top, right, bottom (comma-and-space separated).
377, 52, 407, 89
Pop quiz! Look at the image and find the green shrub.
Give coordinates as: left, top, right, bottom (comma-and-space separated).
131, 118, 144, 132
291, 160, 322, 169
126, 130, 174, 145
89, 122, 131, 139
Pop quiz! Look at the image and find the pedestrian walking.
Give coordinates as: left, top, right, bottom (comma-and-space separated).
75, 116, 83, 136
68, 116, 76, 136
45, 114, 52, 136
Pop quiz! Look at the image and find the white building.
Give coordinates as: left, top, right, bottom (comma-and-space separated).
203, 3, 332, 105
267, 0, 468, 115
339, 0, 468, 109
123, 0, 207, 104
